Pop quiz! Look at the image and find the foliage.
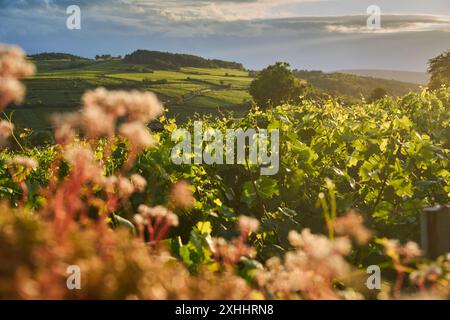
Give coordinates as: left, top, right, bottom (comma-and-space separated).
146, 89, 449, 249
368, 87, 388, 103
29, 52, 87, 61
428, 50, 450, 89
123, 50, 244, 70
250, 62, 310, 109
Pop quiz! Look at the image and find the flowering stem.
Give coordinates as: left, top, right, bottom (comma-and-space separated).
2, 111, 24, 152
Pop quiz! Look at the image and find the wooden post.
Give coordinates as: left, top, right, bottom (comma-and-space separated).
421, 205, 450, 259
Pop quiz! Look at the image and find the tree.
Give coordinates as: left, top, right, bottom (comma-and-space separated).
368, 87, 387, 103
428, 50, 450, 89
249, 62, 308, 109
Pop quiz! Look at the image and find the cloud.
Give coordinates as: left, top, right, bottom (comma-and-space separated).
324, 15, 450, 34
0, 0, 322, 21
1, 0, 449, 72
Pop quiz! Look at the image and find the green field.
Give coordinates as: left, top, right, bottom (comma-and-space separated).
9, 59, 253, 131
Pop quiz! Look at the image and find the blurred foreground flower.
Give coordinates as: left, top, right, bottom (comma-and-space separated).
0, 45, 35, 110
169, 180, 195, 209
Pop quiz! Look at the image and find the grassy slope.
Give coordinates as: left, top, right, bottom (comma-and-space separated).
12, 60, 252, 130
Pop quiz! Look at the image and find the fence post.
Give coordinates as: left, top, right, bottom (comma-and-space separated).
421, 205, 450, 259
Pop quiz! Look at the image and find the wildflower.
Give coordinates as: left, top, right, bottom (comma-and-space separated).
124, 91, 164, 123
238, 215, 260, 234
82, 105, 115, 138
0, 45, 35, 111
0, 78, 25, 110
137, 204, 152, 217
117, 177, 135, 199
119, 122, 155, 151
169, 180, 194, 209
166, 212, 179, 227
82, 88, 127, 118
65, 145, 95, 166
135, 205, 179, 242
102, 176, 118, 193
410, 264, 442, 284
130, 174, 147, 192
6, 156, 38, 170
258, 229, 353, 299
50, 113, 79, 145
148, 205, 170, 218
384, 239, 400, 258
82, 88, 163, 122
403, 241, 422, 261
0, 45, 35, 78
133, 213, 144, 226
64, 145, 102, 183
138, 205, 179, 227
0, 120, 13, 144
333, 211, 372, 245
383, 239, 421, 262
212, 235, 257, 266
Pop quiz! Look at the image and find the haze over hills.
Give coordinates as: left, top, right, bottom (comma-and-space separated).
295, 70, 420, 100
336, 70, 429, 85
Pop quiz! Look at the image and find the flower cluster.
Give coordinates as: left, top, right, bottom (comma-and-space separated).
383, 239, 422, 263
52, 88, 163, 147
0, 45, 35, 111
333, 210, 372, 245
211, 216, 259, 266
0, 204, 256, 300
0, 120, 14, 145
256, 229, 353, 299
133, 205, 179, 243
169, 180, 195, 209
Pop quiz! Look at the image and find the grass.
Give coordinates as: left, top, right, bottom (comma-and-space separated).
8, 59, 253, 130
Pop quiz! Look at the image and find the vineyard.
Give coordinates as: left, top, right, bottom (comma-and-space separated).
1, 45, 450, 300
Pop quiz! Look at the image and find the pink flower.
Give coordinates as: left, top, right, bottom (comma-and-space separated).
169, 181, 195, 209
119, 122, 156, 151
130, 174, 147, 192
0, 120, 13, 138
0, 78, 25, 110
6, 156, 38, 170
238, 215, 260, 233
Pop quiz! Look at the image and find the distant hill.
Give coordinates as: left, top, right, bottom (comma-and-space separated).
337, 69, 429, 85
29, 52, 88, 61
294, 70, 420, 101
123, 50, 244, 70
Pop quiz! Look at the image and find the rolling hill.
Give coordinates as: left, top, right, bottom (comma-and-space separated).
336, 69, 429, 85
294, 70, 420, 101
123, 50, 244, 70
16, 56, 252, 131
5, 51, 424, 132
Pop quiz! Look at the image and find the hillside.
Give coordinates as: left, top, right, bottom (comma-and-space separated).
123, 50, 244, 70
6, 52, 423, 132
337, 69, 429, 85
14, 56, 252, 131
28, 52, 88, 61
294, 70, 420, 101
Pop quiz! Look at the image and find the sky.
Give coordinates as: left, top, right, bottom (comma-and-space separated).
0, 0, 449, 71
